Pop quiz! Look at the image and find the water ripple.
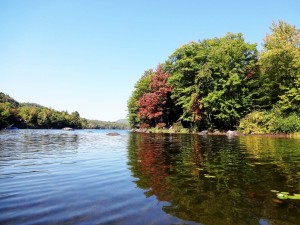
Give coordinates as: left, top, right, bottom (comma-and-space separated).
2, 130, 299, 225
1, 130, 192, 225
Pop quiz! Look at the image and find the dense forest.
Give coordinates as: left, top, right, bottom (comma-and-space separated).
0, 92, 129, 130
128, 21, 300, 134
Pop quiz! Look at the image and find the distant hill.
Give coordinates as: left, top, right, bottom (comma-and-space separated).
116, 119, 129, 124
20, 102, 45, 108
0, 91, 129, 130
0, 93, 45, 109
0, 92, 19, 107
84, 119, 129, 129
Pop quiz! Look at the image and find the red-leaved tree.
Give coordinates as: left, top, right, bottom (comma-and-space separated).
137, 65, 174, 126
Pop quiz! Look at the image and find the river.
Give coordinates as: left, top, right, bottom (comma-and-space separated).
0, 129, 299, 225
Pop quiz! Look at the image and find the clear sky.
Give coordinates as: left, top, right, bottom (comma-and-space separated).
0, 0, 299, 121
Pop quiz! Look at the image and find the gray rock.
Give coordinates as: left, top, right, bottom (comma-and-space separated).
226, 130, 238, 136
214, 129, 221, 134
62, 127, 74, 131
106, 132, 120, 136
199, 130, 208, 135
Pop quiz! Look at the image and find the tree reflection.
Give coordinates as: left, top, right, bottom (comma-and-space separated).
127, 133, 300, 225
127, 133, 172, 201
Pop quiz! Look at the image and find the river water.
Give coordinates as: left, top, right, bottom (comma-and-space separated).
0, 130, 299, 225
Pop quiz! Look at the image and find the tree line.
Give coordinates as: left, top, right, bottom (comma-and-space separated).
128, 21, 300, 133
84, 119, 129, 130
0, 92, 129, 130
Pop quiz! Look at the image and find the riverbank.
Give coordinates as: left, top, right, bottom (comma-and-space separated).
130, 128, 300, 138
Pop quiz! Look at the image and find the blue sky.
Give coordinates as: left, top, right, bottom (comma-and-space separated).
0, 0, 299, 121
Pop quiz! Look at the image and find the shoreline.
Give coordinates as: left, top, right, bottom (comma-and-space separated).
130, 128, 300, 138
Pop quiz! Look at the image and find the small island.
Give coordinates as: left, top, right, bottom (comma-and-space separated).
127, 20, 300, 135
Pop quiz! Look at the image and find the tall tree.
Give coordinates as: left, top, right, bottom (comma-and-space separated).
166, 42, 204, 124
199, 33, 258, 128
259, 20, 300, 113
0, 102, 18, 128
127, 69, 153, 127
167, 33, 258, 129
137, 65, 175, 126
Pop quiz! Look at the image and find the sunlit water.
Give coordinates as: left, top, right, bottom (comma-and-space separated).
0, 130, 300, 225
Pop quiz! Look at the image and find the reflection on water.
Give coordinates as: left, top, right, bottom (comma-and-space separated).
127, 133, 300, 225
1, 130, 300, 225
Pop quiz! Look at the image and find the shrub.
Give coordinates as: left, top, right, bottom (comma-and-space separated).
171, 121, 184, 132
238, 111, 275, 134
272, 113, 300, 133
239, 110, 300, 134
180, 128, 190, 133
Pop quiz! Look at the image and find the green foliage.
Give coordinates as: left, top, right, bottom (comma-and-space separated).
17, 106, 83, 129
201, 34, 258, 128
167, 33, 258, 129
0, 92, 19, 108
82, 119, 129, 129
170, 121, 184, 132
0, 102, 18, 128
277, 76, 300, 114
238, 110, 300, 134
259, 20, 300, 110
0, 92, 130, 130
179, 128, 190, 133
238, 111, 275, 134
127, 69, 153, 127
272, 113, 300, 133
127, 20, 300, 134
239, 21, 300, 134
166, 42, 203, 122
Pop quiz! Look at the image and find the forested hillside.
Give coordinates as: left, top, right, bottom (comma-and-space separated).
128, 21, 300, 134
0, 92, 128, 130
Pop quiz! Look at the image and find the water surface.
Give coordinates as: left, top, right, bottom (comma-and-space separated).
1, 130, 300, 225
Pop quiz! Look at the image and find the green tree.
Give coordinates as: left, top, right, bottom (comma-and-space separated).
37, 108, 52, 128
0, 102, 18, 128
0, 92, 19, 108
166, 42, 203, 124
167, 33, 258, 129
127, 69, 153, 127
0, 92, 87, 129
49, 111, 67, 128
200, 33, 258, 128
259, 20, 300, 112
18, 106, 40, 128
70, 111, 82, 128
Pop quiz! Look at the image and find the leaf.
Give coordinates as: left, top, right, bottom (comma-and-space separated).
275, 192, 300, 200
276, 193, 288, 200
288, 195, 300, 200
204, 174, 216, 178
